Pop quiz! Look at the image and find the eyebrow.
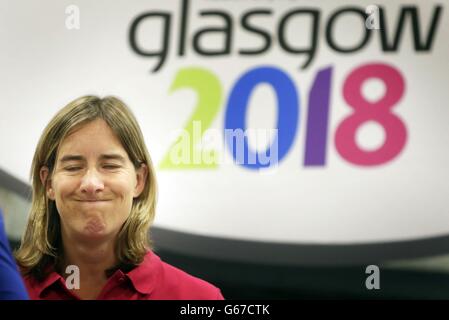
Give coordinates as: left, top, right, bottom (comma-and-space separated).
59, 153, 127, 163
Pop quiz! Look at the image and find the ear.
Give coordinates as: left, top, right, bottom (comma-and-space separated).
40, 166, 55, 200
133, 163, 148, 198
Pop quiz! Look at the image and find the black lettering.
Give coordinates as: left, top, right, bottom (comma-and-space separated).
193, 11, 233, 56
326, 7, 371, 53
239, 10, 273, 55
379, 5, 443, 51
278, 9, 320, 69
129, 12, 171, 73
179, 0, 190, 56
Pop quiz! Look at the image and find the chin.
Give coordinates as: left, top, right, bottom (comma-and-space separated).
80, 228, 106, 240
81, 218, 108, 238
78, 230, 117, 245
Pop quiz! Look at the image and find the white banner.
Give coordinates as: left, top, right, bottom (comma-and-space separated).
0, 0, 448, 246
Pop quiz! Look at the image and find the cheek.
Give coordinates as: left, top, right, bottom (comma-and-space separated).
52, 178, 76, 200
110, 180, 135, 220
110, 175, 137, 199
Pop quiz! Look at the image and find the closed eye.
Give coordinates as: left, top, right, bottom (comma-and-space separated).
103, 165, 121, 169
65, 166, 81, 171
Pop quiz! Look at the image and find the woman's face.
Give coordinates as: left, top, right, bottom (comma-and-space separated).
40, 118, 147, 243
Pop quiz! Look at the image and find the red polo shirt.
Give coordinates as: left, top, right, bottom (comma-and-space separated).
22, 250, 224, 300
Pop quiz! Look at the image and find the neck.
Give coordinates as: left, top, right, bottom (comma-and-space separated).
60, 234, 117, 282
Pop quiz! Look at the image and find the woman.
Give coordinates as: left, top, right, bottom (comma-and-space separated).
15, 96, 224, 300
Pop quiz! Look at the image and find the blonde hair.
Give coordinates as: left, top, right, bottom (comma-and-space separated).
15, 95, 157, 279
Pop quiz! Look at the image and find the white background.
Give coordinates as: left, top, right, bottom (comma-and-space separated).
0, 0, 448, 244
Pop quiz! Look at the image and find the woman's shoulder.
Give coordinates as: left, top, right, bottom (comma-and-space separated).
145, 251, 224, 300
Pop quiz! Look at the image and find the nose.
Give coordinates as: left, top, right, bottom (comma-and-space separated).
80, 168, 105, 195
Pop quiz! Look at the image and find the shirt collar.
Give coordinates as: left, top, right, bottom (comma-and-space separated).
125, 250, 162, 295
28, 250, 162, 297
28, 268, 65, 298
